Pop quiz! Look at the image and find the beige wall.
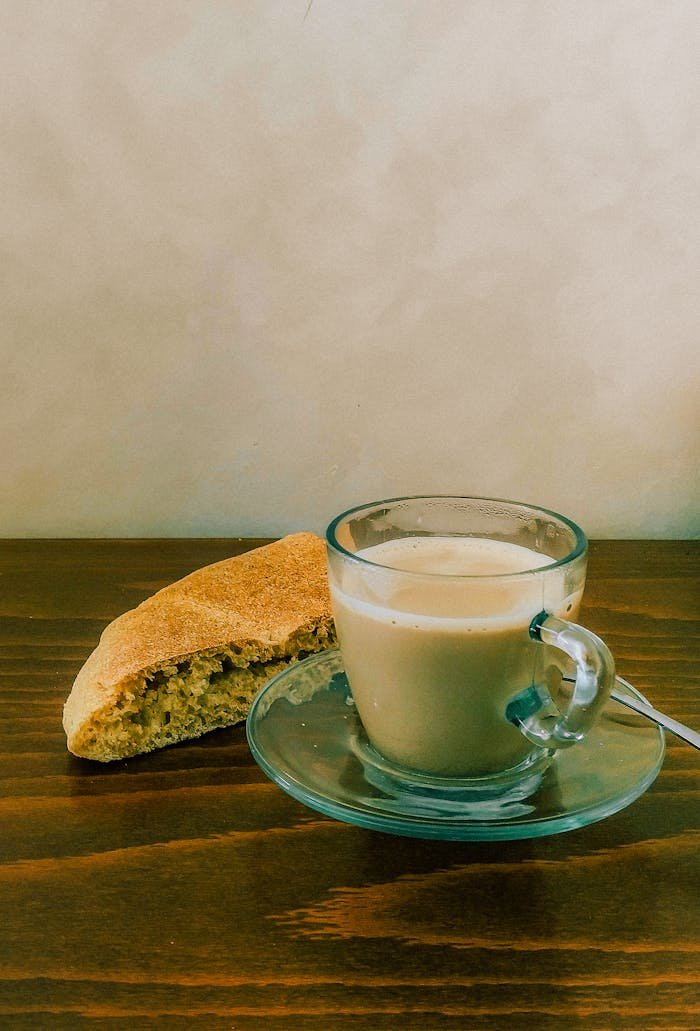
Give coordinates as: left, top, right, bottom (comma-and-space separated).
2, 1, 698, 538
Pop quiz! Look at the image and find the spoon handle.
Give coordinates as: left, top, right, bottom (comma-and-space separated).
611, 677, 700, 751
562, 675, 700, 750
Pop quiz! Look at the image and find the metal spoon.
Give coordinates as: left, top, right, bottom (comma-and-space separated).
611, 677, 700, 750
563, 675, 700, 751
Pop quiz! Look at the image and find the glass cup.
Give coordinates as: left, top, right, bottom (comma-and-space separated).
326, 496, 615, 795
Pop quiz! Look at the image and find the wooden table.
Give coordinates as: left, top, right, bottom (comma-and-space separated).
1, 539, 698, 1029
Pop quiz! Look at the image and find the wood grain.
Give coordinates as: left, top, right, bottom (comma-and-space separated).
0, 539, 698, 1030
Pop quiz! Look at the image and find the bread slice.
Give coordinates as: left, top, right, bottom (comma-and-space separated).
63, 533, 336, 761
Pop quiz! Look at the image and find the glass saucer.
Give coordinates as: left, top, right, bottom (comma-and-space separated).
246, 650, 665, 841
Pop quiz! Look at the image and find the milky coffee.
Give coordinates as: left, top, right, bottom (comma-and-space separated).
330, 536, 582, 777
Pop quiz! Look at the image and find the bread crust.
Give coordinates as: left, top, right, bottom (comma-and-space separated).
63, 533, 335, 761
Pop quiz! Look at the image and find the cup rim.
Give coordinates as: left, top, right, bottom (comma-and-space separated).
325, 494, 588, 579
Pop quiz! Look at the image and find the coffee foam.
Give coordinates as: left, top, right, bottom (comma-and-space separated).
338, 537, 554, 623
357, 536, 552, 577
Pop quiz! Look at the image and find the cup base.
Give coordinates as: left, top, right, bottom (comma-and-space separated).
350, 731, 553, 808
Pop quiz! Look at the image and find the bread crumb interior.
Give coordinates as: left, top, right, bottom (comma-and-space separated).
75, 626, 334, 761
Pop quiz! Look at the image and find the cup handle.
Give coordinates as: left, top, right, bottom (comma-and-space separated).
506, 611, 616, 749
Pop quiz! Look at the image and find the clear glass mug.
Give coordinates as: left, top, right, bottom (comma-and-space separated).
326, 496, 615, 792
